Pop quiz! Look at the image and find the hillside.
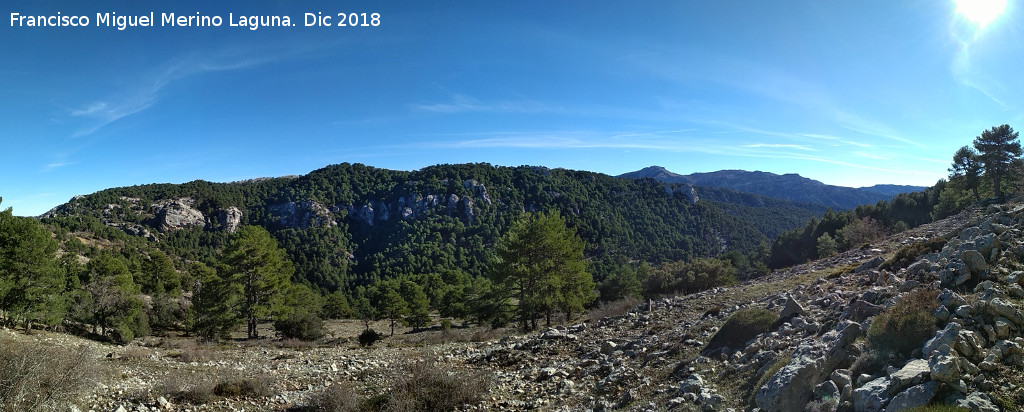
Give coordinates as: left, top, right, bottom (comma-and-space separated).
9, 196, 1024, 411
619, 166, 927, 210
40, 163, 818, 293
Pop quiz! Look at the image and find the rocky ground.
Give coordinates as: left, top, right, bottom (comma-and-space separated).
8, 201, 1024, 411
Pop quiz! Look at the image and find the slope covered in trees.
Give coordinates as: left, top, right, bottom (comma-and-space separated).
41, 163, 795, 294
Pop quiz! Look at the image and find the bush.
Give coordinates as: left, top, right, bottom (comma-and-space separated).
881, 237, 947, 271
213, 376, 273, 398
302, 382, 358, 412
154, 372, 215, 405
358, 329, 383, 347
0, 338, 98, 412
274, 311, 326, 341
384, 362, 492, 411
866, 288, 939, 361
703, 308, 778, 355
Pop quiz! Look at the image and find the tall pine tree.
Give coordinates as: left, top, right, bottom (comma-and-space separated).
219, 226, 294, 339
973, 124, 1022, 198
491, 211, 594, 330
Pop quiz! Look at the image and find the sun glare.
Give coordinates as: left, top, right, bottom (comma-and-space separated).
954, 0, 1007, 28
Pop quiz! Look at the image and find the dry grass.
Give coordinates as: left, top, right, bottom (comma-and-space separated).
0, 336, 99, 412
587, 296, 644, 322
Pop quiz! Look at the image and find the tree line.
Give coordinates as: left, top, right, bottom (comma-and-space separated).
768, 124, 1022, 268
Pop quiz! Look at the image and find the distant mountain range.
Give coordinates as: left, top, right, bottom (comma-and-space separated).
618, 166, 926, 210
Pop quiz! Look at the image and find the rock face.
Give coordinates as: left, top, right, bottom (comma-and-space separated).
218, 206, 243, 233
151, 198, 205, 231
271, 200, 336, 229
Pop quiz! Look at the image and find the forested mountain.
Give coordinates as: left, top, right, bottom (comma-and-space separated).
619, 166, 926, 210
41, 163, 816, 295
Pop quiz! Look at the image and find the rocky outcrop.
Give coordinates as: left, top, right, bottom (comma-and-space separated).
151, 198, 205, 231
345, 181, 494, 225
271, 200, 336, 229
217, 206, 243, 233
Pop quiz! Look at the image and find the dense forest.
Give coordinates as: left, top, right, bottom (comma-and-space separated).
5, 150, 996, 342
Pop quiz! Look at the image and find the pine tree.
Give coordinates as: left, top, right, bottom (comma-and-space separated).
949, 145, 982, 200
492, 211, 594, 331
973, 124, 1022, 198
399, 280, 431, 330
376, 284, 407, 336
81, 251, 143, 341
219, 226, 294, 339
0, 203, 66, 332
187, 262, 240, 340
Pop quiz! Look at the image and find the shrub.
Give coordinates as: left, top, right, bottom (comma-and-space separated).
274, 311, 326, 341
0, 339, 98, 412
703, 308, 779, 355
154, 373, 216, 405
213, 376, 273, 399
301, 382, 358, 412
881, 237, 947, 271
358, 329, 382, 347
385, 362, 492, 411
587, 296, 644, 322
866, 288, 939, 360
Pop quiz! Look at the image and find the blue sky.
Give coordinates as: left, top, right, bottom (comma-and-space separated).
3, 0, 1023, 216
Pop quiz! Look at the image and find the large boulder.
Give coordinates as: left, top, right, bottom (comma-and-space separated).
961, 250, 988, 274
852, 376, 890, 412
923, 322, 962, 359
887, 359, 929, 394
887, 381, 939, 411
754, 321, 862, 411
151, 198, 205, 231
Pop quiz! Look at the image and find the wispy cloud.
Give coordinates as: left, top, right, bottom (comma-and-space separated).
742, 143, 817, 151
68, 44, 320, 138
42, 161, 74, 172
412, 93, 565, 115
834, 112, 925, 147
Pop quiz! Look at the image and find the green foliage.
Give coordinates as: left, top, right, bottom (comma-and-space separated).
323, 291, 353, 319
78, 251, 145, 343
398, 280, 431, 330
491, 211, 594, 330
375, 284, 408, 336
816, 232, 838, 258
973, 124, 1022, 198
219, 226, 295, 339
644, 257, 736, 297
0, 203, 66, 332
596, 261, 646, 301
358, 328, 382, 347
273, 311, 326, 341
950, 145, 983, 200
188, 263, 240, 341
770, 185, 943, 269
866, 288, 939, 362
881, 237, 948, 271
703, 308, 779, 355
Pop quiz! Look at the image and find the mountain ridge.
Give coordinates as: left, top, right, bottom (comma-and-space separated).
619, 166, 927, 210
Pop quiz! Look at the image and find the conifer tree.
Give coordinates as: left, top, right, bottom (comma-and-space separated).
949, 145, 982, 200
219, 225, 294, 339
973, 124, 1022, 198
491, 211, 594, 330
0, 202, 66, 332
399, 280, 431, 330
